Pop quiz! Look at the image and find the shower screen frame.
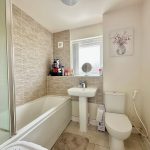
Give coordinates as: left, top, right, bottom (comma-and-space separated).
5, 0, 16, 137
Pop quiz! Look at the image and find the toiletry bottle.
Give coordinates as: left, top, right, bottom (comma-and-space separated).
56, 59, 60, 68
61, 66, 65, 76
64, 69, 68, 76
99, 68, 103, 76
52, 59, 57, 68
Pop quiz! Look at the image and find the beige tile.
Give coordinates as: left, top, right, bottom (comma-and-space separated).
94, 145, 109, 150
125, 134, 143, 150
65, 122, 142, 150
64, 122, 145, 150
12, 4, 53, 105
53, 30, 70, 69
68, 121, 79, 128
65, 122, 109, 148
87, 143, 95, 150
83, 130, 109, 148
47, 76, 103, 104
64, 122, 82, 136
88, 124, 97, 131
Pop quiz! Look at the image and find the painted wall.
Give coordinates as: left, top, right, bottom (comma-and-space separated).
141, 0, 150, 140
12, 5, 53, 105
70, 23, 103, 40
103, 5, 142, 122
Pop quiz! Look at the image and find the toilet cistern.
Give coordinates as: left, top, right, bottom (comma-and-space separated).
68, 87, 97, 132
104, 91, 132, 150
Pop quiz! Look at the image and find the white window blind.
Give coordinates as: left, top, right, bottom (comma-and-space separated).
71, 37, 103, 76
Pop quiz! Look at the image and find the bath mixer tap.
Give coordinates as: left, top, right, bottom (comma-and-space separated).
79, 81, 87, 88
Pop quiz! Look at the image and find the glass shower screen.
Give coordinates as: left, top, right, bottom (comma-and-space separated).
0, 0, 15, 144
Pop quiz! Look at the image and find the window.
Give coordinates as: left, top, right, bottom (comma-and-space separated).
71, 37, 103, 76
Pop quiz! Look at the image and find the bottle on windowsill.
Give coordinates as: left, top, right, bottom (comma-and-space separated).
64, 69, 68, 76
61, 66, 65, 76
99, 68, 103, 76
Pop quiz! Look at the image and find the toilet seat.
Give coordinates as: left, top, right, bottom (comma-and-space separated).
105, 112, 132, 140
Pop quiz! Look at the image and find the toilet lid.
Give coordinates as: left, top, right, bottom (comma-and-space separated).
105, 112, 132, 133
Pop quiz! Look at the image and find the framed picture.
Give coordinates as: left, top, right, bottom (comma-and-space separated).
109, 28, 134, 56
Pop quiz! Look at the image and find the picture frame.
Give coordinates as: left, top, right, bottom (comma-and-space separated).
109, 28, 134, 57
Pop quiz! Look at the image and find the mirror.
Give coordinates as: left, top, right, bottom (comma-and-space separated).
82, 63, 92, 75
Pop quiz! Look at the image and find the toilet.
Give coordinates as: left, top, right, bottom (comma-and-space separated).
104, 92, 132, 150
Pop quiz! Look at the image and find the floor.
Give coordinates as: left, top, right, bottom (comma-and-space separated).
0, 130, 10, 145
62, 121, 144, 150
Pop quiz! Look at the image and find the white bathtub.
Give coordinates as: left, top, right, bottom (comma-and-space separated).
0, 95, 71, 149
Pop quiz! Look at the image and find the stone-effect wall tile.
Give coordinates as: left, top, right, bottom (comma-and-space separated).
53, 30, 70, 68
47, 76, 103, 104
13, 4, 103, 105
12, 4, 53, 105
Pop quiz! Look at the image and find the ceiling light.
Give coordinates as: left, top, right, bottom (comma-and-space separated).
61, 0, 79, 6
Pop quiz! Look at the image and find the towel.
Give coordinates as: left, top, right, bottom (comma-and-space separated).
2, 141, 48, 150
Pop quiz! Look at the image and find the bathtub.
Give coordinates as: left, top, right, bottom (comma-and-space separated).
0, 95, 71, 149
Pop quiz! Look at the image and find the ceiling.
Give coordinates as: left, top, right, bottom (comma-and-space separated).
13, 0, 142, 33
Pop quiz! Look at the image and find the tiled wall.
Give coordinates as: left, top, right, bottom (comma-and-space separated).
13, 4, 103, 107
47, 76, 103, 104
12, 5, 53, 105
53, 30, 70, 68
51, 29, 103, 105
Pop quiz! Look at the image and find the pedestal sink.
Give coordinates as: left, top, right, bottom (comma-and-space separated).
67, 87, 97, 132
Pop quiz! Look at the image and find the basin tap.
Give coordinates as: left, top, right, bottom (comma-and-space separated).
79, 81, 87, 88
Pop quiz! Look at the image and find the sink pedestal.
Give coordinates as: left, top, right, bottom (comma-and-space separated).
67, 87, 97, 133
79, 97, 88, 132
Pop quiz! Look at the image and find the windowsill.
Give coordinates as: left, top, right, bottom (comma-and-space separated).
47, 75, 102, 77
74, 74, 102, 77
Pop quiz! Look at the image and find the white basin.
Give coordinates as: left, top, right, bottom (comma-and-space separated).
68, 87, 97, 97
67, 87, 97, 132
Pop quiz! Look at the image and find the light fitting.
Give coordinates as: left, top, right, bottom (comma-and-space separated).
61, 0, 79, 6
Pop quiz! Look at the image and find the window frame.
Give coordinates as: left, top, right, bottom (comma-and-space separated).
70, 36, 103, 76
